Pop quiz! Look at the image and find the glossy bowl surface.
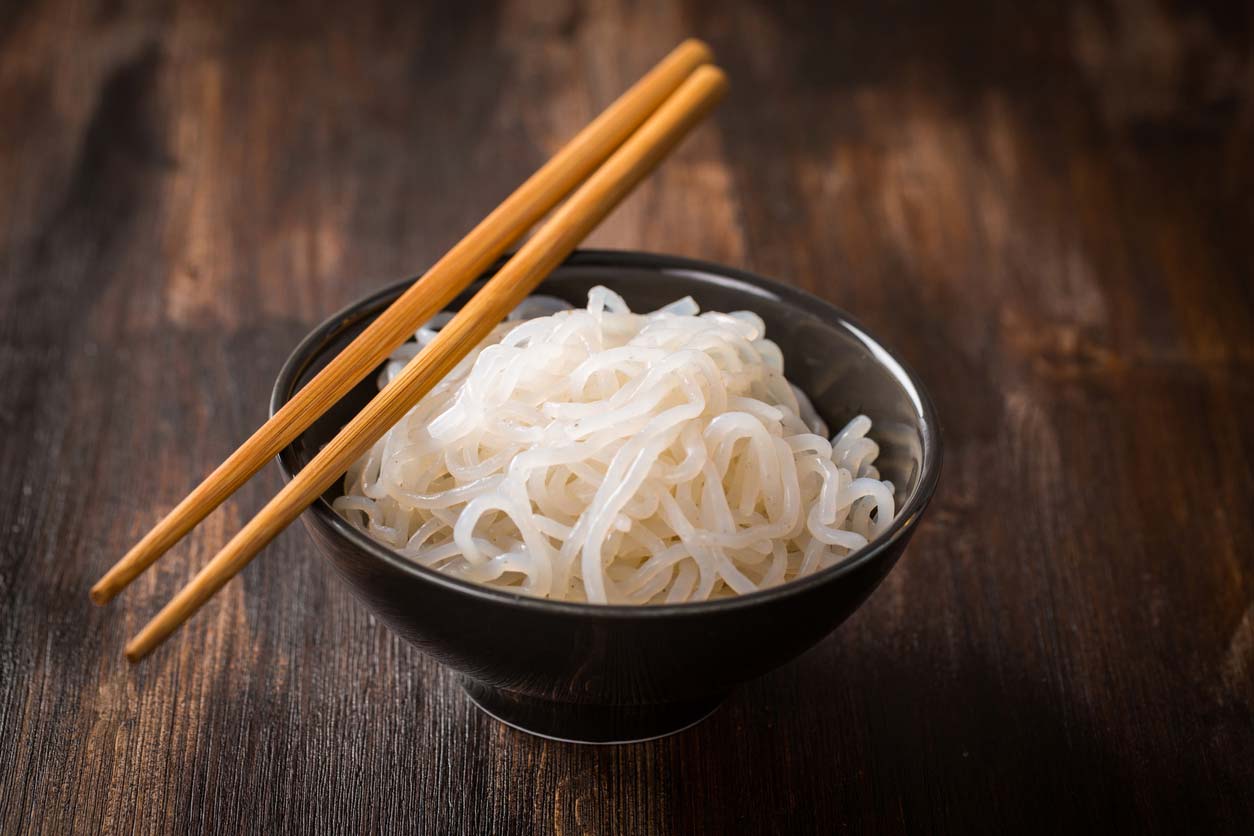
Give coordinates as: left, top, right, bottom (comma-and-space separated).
272, 250, 941, 743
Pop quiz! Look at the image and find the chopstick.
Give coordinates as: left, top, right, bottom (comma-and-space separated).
90, 39, 714, 606
124, 65, 729, 662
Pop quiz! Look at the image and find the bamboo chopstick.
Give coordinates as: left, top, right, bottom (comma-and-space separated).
89, 38, 714, 606
124, 65, 728, 662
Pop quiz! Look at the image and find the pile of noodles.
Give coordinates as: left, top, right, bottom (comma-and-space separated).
334, 287, 895, 604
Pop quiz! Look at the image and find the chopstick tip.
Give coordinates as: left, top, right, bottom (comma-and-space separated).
679, 37, 714, 64
124, 637, 149, 664
690, 64, 730, 96
89, 580, 113, 606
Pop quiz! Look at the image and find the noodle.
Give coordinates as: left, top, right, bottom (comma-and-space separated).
334, 287, 895, 604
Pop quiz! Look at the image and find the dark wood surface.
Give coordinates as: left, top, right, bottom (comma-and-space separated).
2, 0, 1251, 832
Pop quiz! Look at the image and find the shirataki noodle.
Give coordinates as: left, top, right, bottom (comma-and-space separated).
334, 287, 895, 604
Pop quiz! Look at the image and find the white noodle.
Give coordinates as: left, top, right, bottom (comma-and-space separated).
334, 289, 896, 604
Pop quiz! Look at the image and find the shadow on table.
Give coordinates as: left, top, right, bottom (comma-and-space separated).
569, 631, 1216, 836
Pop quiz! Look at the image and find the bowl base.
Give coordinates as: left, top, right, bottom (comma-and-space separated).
462, 679, 725, 744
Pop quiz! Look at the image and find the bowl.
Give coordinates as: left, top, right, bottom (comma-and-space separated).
272, 250, 941, 743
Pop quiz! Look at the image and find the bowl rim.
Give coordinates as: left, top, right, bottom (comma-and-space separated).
272, 249, 942, 619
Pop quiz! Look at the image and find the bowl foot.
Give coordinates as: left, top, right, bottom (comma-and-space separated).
461, 679, 725, 744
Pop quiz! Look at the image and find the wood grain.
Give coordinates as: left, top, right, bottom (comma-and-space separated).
1, 0, 1251, 833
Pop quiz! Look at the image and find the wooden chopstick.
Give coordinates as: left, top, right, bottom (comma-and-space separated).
124, 65, 728, 662
89, 39, 713, 606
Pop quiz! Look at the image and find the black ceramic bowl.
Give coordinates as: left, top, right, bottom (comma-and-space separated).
272, 250, 941, 743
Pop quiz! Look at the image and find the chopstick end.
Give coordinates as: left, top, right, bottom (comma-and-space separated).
89, 580, 114, 606
692, 64, 729, 92
679, 38, 714, 65
124, 637, 150, 664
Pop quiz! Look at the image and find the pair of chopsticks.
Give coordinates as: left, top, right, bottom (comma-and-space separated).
92, 40, 727, 662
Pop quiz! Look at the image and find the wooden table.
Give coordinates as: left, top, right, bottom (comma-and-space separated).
2, 0, 1251, 832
